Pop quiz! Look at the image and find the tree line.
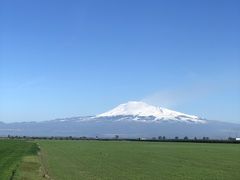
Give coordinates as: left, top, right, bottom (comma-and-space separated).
1, 135, 239, 144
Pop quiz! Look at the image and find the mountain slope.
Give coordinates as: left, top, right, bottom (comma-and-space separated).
0, 101, 239, 139
97, 101, 205, 123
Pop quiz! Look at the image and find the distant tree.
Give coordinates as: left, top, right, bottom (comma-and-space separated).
163, 136, 166, 140
115, 135, 119, 139
175, 136, 179, 140
184, 136, 188, 140
152, 137, 156, 140
158, 136, 162, 140
203, 137, 209, 140
194, 137, 197, 140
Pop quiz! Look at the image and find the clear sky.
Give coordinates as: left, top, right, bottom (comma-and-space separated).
0, 0, 240, 123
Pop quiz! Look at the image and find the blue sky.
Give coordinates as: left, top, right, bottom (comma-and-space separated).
0, 0, 240, 123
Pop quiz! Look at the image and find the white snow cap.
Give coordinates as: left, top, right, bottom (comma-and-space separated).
97, 101, 205, 123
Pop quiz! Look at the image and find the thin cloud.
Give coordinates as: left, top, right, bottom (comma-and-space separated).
141, 87, 209, 109
141, 78, 239, 109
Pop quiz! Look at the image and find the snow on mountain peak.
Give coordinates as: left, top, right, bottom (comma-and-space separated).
97, 101, 205, 123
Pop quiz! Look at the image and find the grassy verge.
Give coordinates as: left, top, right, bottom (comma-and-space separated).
0, 139, 46, 180
0, 140, 36, 179
13, 155, 46, 180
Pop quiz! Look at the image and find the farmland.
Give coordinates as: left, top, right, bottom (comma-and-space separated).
38, 140, 240, 180
1, 139, 240, 179
0, 140, 40, 180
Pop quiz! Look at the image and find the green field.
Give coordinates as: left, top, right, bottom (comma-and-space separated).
0, 140, 40, 180
38, 140, 240, 180
1, 140, 240, 180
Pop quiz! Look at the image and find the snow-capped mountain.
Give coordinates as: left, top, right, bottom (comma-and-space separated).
0, 101, 239, 139
97, 101, 205, 123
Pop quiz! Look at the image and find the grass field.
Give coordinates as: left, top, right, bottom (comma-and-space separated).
38, 140, 240, 180
0, 139, 40, 180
